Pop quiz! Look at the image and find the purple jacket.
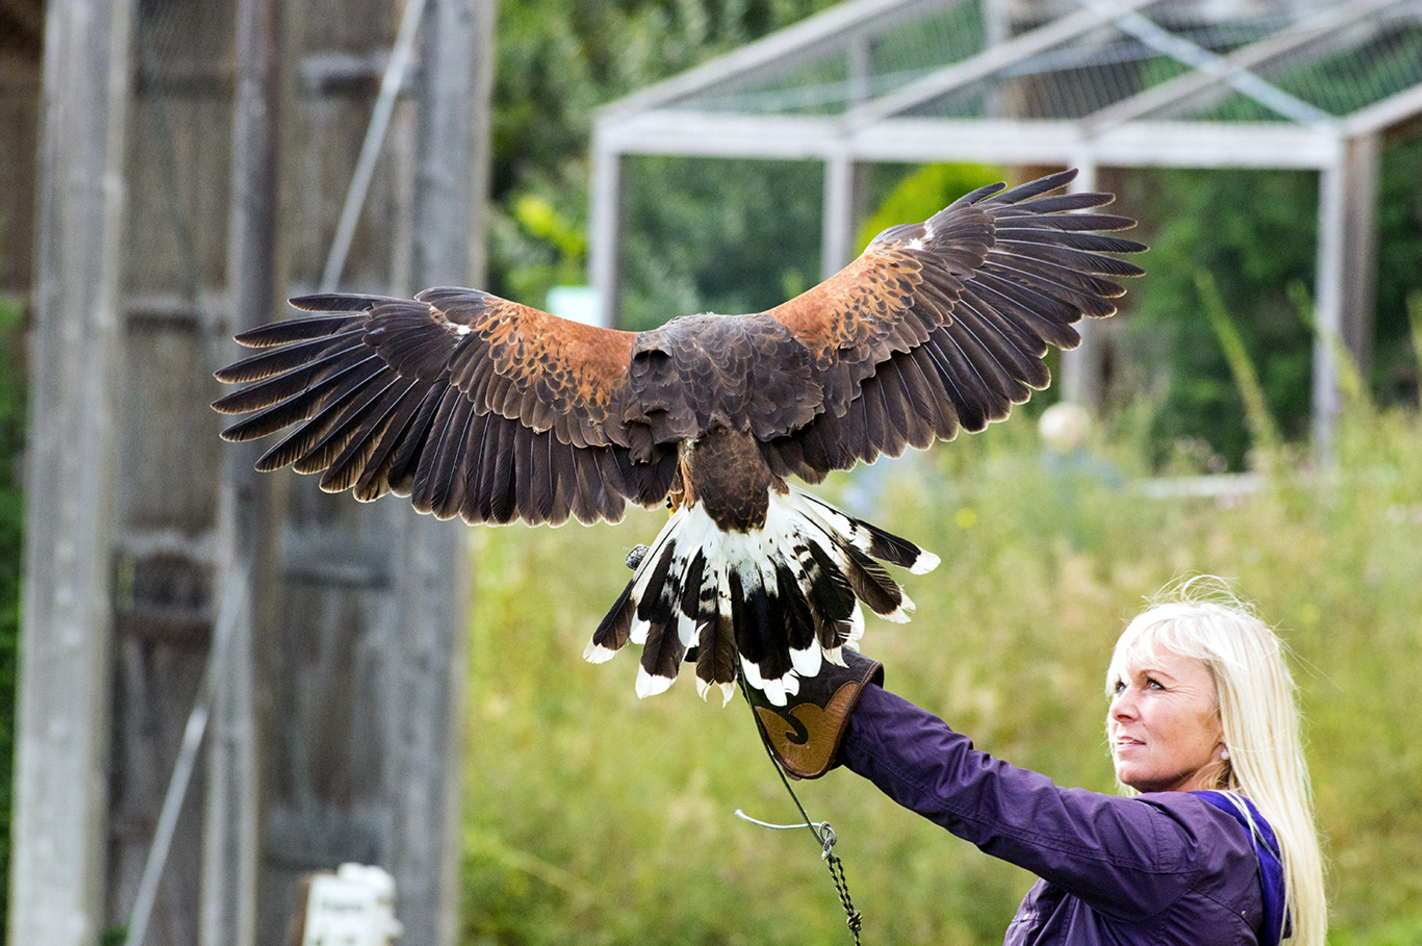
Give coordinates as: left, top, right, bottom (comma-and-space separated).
842, 685, 1277, 945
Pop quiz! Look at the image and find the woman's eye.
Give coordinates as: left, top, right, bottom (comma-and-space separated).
1147, 678, 1164, 690
1112, 680, 1126, 694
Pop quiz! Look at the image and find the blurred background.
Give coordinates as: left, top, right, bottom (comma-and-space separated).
4, 0, 1422, 944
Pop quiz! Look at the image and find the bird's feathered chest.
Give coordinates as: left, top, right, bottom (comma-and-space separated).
625, 313, 823, 444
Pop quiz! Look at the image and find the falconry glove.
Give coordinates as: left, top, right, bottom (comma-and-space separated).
746, 650, 883, 779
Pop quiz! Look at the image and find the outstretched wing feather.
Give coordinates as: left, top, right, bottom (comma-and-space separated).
213, 290, 673, 526
760, 169, 1145, 479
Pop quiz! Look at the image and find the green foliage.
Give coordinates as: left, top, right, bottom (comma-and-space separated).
1375, 137, 1422, 405
618, 156, 826, 330
0, 294, 24, 936
854, 162, 1003, 255
1409, 291, 1422, 410
615, 160, 1007, 332
488, 0, 839, 311
461, 380, 1422, 943
494, 192, 591, 310
1197, 269, 1283, 467
1116, 166, 1319, 469
1116, 139, 1422, 469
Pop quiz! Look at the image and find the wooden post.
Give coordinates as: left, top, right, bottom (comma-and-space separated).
821, 38, 873, 281
821, 155, 866, 280
1311, 134, 1378, 456
1338, 133, 1379, 381
203, 1, 282, 945
589, 137, 625, 325
1059, 159, 1101, 409
11, 1, 136, 944
388, 4, 495, 943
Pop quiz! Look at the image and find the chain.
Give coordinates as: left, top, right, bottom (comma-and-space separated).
736, 676, 865, 944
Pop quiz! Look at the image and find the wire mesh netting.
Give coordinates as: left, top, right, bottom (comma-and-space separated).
662, 0, 1422, 125
668, 0, 989, 114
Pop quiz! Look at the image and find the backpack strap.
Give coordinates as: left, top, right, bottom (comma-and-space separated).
1191, 791, 1289, 946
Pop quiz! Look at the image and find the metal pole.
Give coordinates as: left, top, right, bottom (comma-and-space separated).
125, 572, 248, 946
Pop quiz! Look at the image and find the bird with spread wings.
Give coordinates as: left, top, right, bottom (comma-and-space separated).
212, 169, 1144, 707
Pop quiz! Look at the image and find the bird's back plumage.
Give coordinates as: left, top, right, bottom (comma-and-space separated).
212, 169, 1144, 701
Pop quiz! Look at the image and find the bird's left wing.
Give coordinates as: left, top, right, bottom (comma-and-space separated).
759, 169, 1145, 481
212, 288, 679, 526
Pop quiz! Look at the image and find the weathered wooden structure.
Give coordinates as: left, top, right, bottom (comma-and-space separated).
10, 1, 494, 944
591, 0, 1422, 450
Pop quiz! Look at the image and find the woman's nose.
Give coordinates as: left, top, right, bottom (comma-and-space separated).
1110, 690, 1137, 720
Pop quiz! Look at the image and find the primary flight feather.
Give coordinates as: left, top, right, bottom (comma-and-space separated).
213, 169, 1145, 706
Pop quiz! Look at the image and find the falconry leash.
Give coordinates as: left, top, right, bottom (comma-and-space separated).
737, 675, 865, 945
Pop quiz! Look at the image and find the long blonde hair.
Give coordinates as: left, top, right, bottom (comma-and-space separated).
1105, 577, 1326, 946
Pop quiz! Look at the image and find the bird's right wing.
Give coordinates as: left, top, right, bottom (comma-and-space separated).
211, 288, 679, 526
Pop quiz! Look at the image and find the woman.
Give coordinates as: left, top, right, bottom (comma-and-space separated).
749, 578, 1327, 945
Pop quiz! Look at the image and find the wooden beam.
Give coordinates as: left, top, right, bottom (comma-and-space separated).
1313, 133, 1382, 458
1340, 134, 1380, 375
597, 109, 1340, 170
1311, 143, 1348, 456
388, 3, 493, 944
598, 111, 839, 159
11, 1, 136, 944
1343, 78, 1422, 138
821, 155, 863, 279
1312, 133, 1380, 457
821, 37, 876, 278
204, 1, 282, 945
588, 134, 624, 325
1058, 160, 1101, 409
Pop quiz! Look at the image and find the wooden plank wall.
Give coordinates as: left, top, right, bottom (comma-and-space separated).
13, 0, 489, 942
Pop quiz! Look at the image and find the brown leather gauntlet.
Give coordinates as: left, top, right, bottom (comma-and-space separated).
745, 650, 883, 779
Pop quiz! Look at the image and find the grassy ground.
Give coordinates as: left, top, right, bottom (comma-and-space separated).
458, 402, 1422, 945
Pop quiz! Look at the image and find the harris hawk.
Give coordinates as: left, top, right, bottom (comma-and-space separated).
212, 169, 1144, 707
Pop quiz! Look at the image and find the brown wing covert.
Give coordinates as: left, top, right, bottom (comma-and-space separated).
760, 169, 1144, 482
212, 291, 677, 525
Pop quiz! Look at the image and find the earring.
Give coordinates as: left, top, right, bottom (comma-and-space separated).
1220, 747, 1230, 761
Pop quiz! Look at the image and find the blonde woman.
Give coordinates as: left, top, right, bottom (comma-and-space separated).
749, 578, 1326, 945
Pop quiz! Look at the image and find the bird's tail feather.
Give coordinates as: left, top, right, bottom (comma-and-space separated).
583, 486, 938, 705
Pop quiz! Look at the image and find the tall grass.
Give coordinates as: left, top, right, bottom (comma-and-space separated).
460, 395, 1422, 945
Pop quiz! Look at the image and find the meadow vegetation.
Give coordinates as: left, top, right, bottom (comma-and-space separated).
459, 341, 1422, 944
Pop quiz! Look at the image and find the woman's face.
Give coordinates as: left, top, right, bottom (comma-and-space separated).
1107, 639, 1225, 793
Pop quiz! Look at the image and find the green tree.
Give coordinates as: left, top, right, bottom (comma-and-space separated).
1376, 135, 1422, 406
1117, 139, 1422, 470
489, 0, 840, 313
1117, 167, 1320, 469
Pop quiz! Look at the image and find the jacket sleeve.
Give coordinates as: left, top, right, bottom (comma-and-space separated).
841, 684, 1207, 922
